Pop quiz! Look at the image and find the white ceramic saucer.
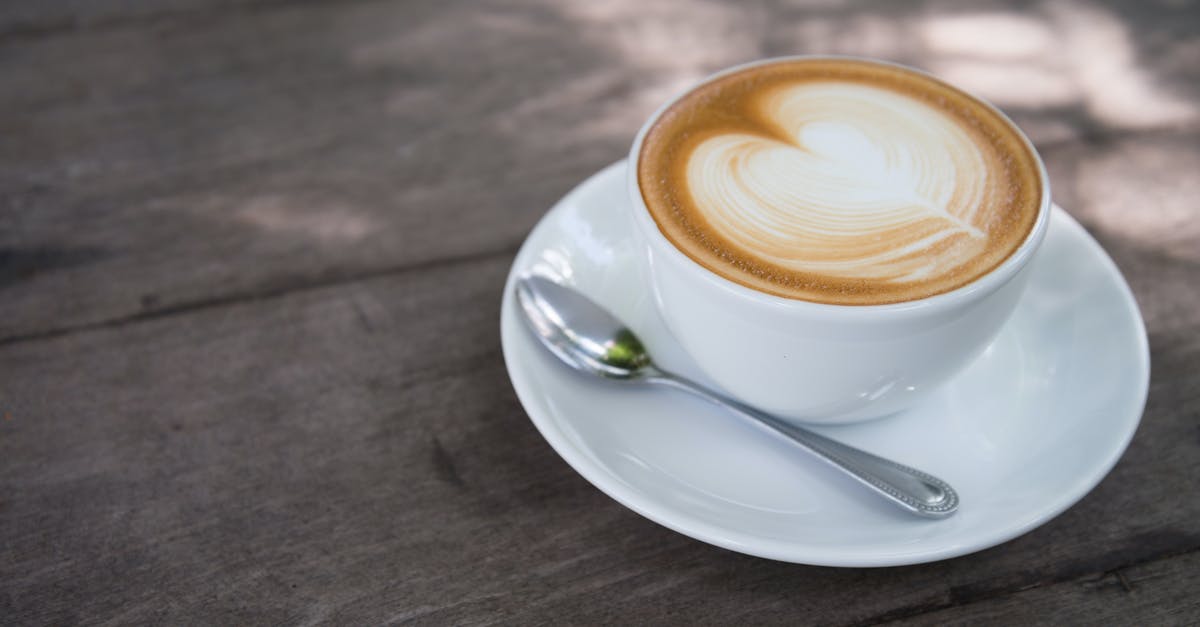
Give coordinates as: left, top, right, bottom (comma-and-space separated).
500, 161, 1149, 567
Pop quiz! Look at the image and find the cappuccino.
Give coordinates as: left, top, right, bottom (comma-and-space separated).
637, 58, 1042, 305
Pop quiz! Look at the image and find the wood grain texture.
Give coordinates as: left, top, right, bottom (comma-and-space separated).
4, 0, 1198, 342
0, 0, 629, 341
894, 552, 1200, 626
1, 0, 1199, 624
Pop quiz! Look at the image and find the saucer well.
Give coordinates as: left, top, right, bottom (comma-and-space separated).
499, 160, 1149, 567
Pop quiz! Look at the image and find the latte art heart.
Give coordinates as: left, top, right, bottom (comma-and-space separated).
687, 83, 989, 282
638, 59, 1042, 305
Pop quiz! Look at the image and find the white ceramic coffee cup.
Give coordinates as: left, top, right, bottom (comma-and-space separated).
627, 56, 1052, 425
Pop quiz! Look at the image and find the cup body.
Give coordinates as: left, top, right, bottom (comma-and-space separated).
627, 56, 1052, 424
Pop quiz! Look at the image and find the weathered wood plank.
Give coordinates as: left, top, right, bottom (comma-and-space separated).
0, 0, 287, 39
0, 0, 631, 342
0, 254, 519, 623
892, 551, 1200, 626
3, 0, 1197, 342
1, 251, 1197, 624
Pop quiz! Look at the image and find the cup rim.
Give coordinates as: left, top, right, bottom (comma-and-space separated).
626, 54, 1052, 317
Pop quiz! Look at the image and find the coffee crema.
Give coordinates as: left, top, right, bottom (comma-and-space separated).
637, 58, 1042, 305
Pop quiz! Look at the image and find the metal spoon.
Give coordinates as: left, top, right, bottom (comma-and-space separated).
515, 275, 958, 519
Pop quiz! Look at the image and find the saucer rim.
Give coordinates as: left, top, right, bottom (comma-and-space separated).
500, 160, 1150, 567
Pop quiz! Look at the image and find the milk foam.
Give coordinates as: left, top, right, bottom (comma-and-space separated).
686, 82, 989, 282
637, 59, 1043, 304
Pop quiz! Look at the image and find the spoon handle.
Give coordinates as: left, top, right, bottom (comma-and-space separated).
646, 369, 959, 519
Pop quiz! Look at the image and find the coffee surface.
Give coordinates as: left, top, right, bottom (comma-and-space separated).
637, 58, 1042, 305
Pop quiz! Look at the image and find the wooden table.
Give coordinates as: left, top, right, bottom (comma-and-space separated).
3, 1, 1198, 623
